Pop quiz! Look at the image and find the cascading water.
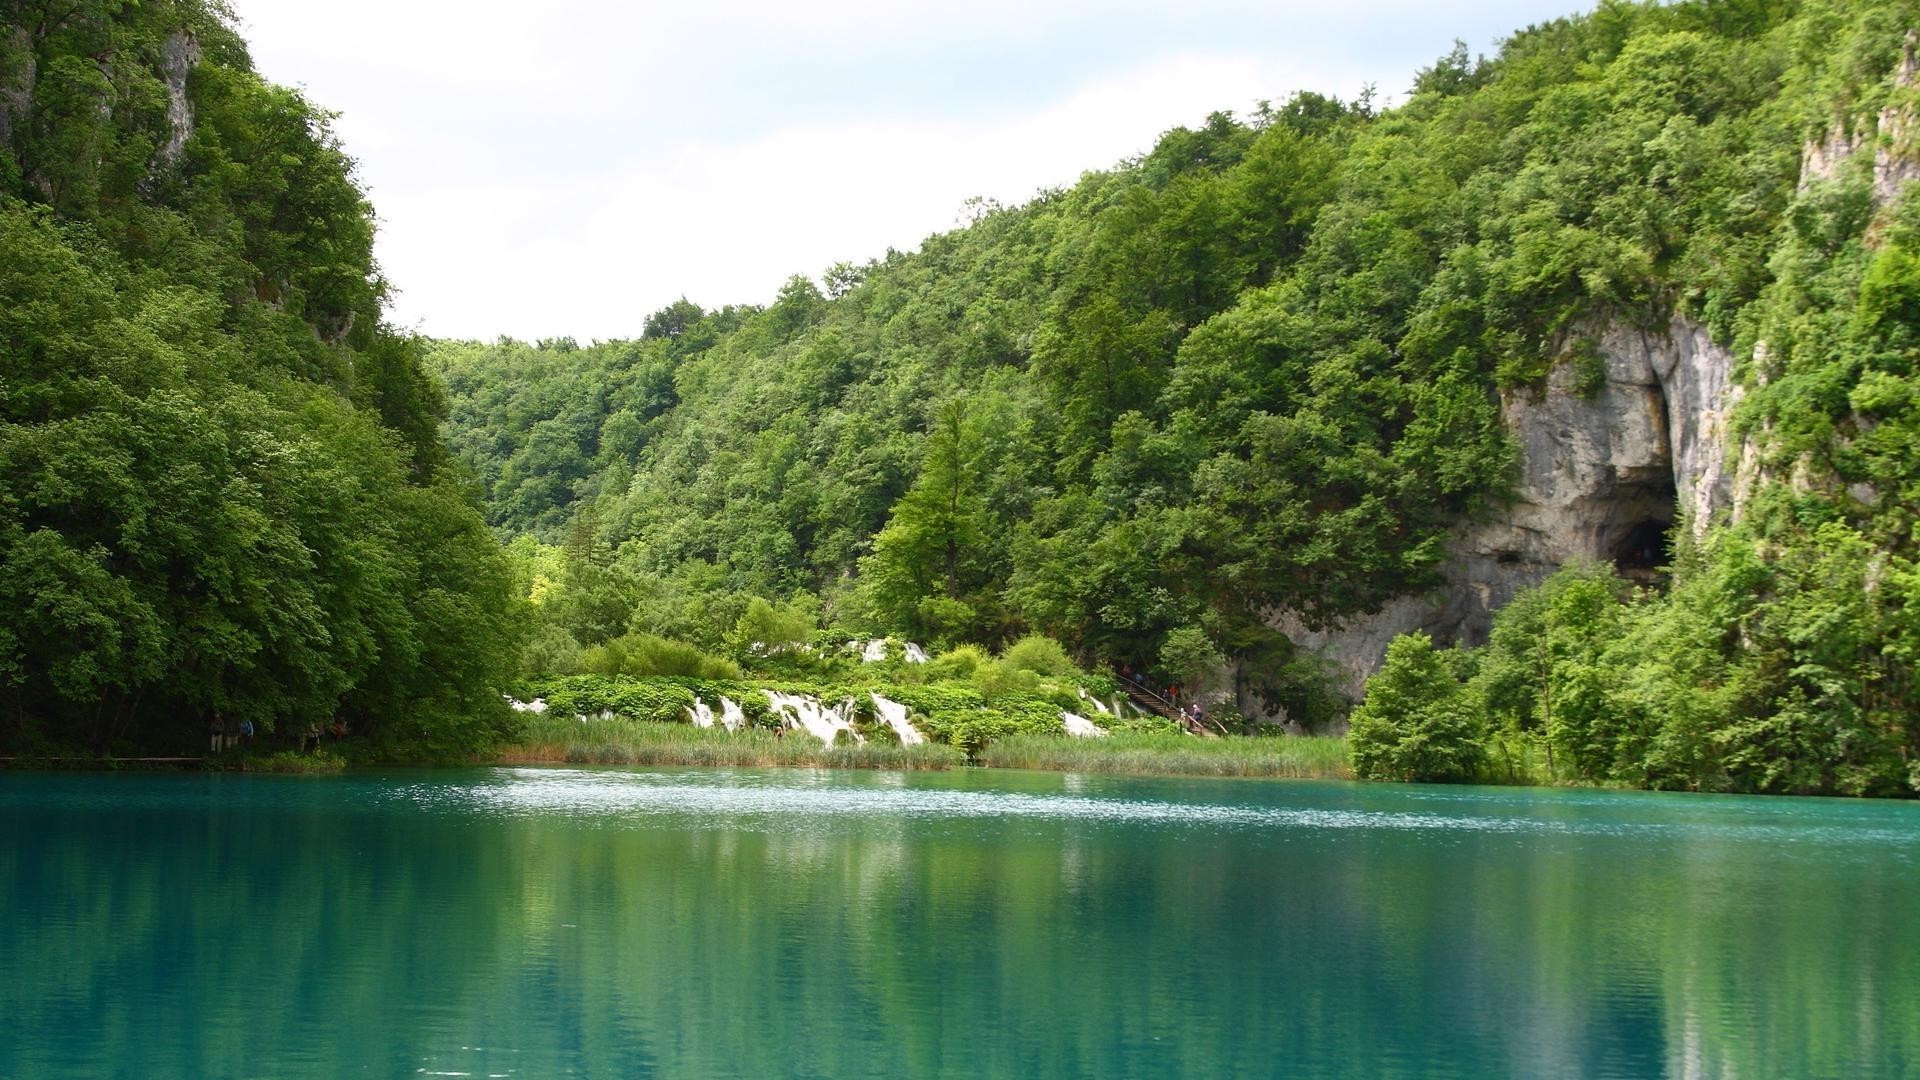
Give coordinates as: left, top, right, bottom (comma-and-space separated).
861, 639, 889, 662
764, 690, 864, 746
687, 699, 717, 728
868, 694, 925, 746
903, 643, 929, 664
505, 696, 549, 714
718, 696, 746, 733
1075, 689, 1112, 716
1061, 712, 1108, 738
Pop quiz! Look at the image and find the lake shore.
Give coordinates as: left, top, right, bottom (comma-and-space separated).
493, 719, 1353, 780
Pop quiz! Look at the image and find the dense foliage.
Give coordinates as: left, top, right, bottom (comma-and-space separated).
1346, 0, 1920, 797
434, 1, 1920, 762
0, 1, 521, 757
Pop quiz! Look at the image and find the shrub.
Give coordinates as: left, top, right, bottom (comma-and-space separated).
581, 632, 741, 680
999, 634, 1075, 676
1349, 632, 1485, 783
923, 644, 992, 682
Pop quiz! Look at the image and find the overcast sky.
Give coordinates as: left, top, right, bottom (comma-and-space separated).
230, 0, 1586, 341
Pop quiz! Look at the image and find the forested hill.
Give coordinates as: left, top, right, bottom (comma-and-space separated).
1, 1, 520, 756
434, 0, 1920, 749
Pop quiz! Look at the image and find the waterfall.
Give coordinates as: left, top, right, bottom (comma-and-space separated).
687, 698, 717, 728
861, 638, 889, 662
903, 642, 929, 664
1076, 689, 1112, 716
505, 696, 549, 714
869, 693, 925, 746
1061, 712, 1108, 738
764, 690, 864, 746
719, 696, 746, 733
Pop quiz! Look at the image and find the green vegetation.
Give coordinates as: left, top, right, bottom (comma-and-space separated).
0, 1, 520, 760
1356, 552, 1920, 796
11, 0, 1920, 789
431, 0, 1920, 785
979, 732, 1351, 779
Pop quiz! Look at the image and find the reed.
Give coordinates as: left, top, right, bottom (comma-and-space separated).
977, 732, 1352, 779
499, 714, 965, 770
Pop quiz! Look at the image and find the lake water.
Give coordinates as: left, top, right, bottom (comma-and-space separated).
2, 767, 1917, 1078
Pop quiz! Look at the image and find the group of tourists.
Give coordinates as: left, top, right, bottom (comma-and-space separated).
300, 719, 350, 753
1116, 664, 1211, 731
207, 715, 254, 754
206, 715, 350, 755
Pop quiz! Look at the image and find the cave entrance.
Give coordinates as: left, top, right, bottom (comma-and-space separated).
1613, 517, 1672, 583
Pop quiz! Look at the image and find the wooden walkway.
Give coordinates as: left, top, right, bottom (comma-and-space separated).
0, 756, 206, 765
1113, 677, 1226, 737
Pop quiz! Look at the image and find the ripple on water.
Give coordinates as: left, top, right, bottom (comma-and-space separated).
380, 767, 1920, 855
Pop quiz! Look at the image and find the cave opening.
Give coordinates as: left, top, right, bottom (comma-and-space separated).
1613, 517, 1673, 582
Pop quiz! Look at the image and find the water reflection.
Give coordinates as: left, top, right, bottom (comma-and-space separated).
0, 769, 1916, 1078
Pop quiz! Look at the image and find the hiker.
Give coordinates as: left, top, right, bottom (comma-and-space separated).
1193, 701, 1206, 729
209, 713, 223, 754
305, 721, 320, 753
239, 718, 254, 748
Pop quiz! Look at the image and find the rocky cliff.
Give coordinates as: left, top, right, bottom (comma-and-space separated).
1259, 317, 1742, 708
1248, 32, 1920, 722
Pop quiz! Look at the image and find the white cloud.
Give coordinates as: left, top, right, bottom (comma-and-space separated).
229, 0, 1585, 339
375, 52, 1340, 340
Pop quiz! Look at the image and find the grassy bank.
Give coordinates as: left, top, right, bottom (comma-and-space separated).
977, 733, 1352, 779
499, 714, 966, 770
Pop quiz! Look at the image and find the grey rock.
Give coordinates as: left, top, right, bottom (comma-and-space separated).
1249, 317, 1742, 720
155, 29, 200, 169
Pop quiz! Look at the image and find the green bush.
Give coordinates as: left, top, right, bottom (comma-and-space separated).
1348, 633, 1485, 783
922, 644, 992, 682
581, 633, 742, 680
999, 634, 1075, 676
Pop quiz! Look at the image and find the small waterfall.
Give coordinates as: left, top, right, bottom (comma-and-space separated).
861, 638, 889, 662
505, 696, 549, 714
764, 690, 864, 746
1061, 712, 1108, 738
1076, 689, 1112, 716
718, 696, 746, 733
903, 642, 929, 664
869, 693, 925, 746
687, 698, 717, 728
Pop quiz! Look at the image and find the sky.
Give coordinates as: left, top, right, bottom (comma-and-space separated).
230, 0, 1588, 341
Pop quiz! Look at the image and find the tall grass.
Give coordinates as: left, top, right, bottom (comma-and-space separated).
978, 732, 1352, 779
500, 714, 965, 770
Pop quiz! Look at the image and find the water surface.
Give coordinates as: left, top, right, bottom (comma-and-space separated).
3, 767, 1916, 1077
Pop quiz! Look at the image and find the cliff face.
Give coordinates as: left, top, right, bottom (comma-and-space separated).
1259, 317, 1741, 710
1250, 33, 1920, 723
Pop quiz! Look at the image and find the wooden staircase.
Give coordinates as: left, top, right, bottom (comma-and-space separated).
1114, 675, 1225, 738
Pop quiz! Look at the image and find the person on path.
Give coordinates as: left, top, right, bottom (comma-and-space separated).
239, 718, 254, 748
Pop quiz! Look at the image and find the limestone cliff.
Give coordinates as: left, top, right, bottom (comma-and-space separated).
1258, 317, 1742, 709
1248, 32, 1920, 722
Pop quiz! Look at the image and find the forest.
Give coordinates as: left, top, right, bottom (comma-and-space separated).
432, 1, 1920, 792
6, 0, 1920, 793
0, 0, 520, 757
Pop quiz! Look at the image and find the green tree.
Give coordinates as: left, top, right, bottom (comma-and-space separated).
1349, 633, 1484, 783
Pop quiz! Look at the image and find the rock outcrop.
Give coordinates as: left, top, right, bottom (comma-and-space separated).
1258, 317, 1740, 708
155, 29, 200, 169
0, 28, 34, 153
1257, 35, 1920, 719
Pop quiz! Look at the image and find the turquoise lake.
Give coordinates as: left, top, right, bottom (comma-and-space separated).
3, 767, 1917, 1077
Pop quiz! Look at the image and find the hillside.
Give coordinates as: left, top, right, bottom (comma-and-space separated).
433, 0, 1920, 786
0, 0, 519, 756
